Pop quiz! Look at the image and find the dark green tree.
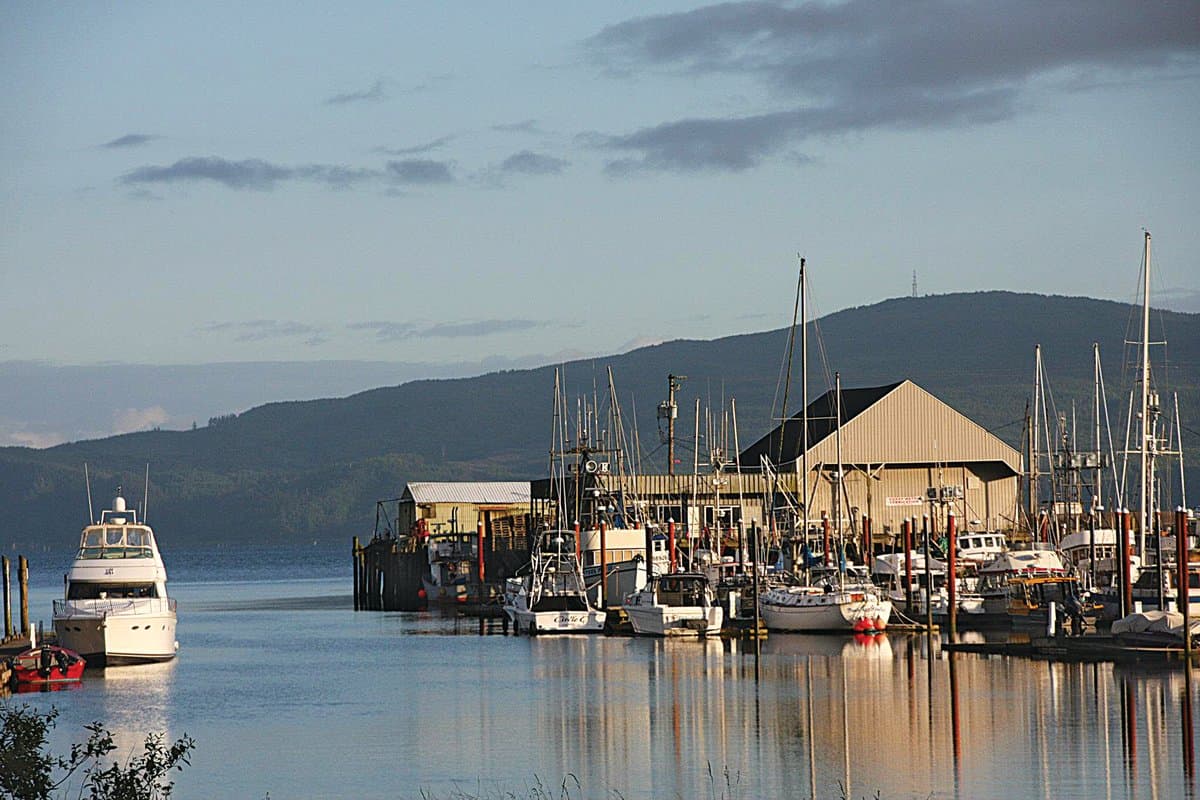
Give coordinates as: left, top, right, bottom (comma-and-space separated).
0, 705, 194, 800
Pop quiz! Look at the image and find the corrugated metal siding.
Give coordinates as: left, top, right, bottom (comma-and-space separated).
804, 381, 1020, 472
404, 482, 531, 505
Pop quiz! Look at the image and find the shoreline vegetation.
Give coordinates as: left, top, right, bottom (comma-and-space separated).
0, 704, 194, 800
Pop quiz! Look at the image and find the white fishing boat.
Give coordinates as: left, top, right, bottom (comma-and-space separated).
623, 572, 723, 637
871, 551, 947, 614
504, 529, 606, 634
760, 565, 892, 632
53, 489, 178, 665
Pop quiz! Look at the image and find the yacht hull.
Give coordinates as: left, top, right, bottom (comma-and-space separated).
623, 604, 723, 637
53, 609, 177, 665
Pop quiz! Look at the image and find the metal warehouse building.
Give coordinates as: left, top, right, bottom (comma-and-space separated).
737, 379, 1022, 543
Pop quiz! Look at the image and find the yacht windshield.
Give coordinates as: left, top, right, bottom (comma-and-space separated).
77, 526, 154, 560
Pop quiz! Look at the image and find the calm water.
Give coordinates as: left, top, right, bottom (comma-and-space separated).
7, 544, 1200, 799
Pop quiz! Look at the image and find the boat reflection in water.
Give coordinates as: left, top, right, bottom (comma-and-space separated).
451, 632, 1199, 800
96, 660, 177, 758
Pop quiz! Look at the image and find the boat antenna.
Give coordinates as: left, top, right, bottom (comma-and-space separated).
143, 463, 150, 524
84, 462, 95, 524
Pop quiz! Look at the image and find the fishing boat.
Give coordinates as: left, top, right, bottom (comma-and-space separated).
420, 528, 476, 606
1005, 574, 1088, 630
977, 547, 1067, 617
871, 551, 947, 615
7, 645, 86, 688
53, 487, 178, 665
623, 572, 723, 636
504, 528, 606, 634
760, 565, 892, 633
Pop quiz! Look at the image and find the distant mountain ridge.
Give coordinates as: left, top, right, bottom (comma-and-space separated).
3, 291, 1196, 550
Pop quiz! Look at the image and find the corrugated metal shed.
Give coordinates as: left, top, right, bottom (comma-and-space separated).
403, 482, 531, 505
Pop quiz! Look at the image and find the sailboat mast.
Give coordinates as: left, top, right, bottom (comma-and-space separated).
1031, 345, 1042, 535
1139, 231, 1152, 558
835, 371, 843, 572
1093, 343, 1103, 517
801, 258, 810, 571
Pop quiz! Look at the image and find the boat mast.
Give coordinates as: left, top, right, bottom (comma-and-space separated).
1139, 231, 1151, 559
1031, 345, 1042, 538
1093, 344, 1103, 518
835, 371, 843, 575
801, 257, 810, 578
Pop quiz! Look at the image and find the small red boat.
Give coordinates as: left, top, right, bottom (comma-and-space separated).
7, 645, 86, 688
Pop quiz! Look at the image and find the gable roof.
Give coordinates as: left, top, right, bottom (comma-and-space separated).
738, 381, 902, 468
739, 379, 1019, 473
402, 481, 531, 505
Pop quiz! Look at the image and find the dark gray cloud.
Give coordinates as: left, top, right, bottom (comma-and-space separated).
202, 320, 326, 344
386, 159, 454, 184
101, 133, 160, 149
121, 157, 380, 190
498, 150, 569, 176
350, 319, 544, 342
585, 1, 1200, 173
378, 135, 455, 156
324, 79, 387, 106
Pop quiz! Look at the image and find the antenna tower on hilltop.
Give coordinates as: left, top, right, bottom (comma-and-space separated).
912, 271, 918, 298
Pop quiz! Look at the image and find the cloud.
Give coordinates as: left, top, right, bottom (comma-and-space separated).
121, 156, 381, 190
324, 79, 387, 106
101, 133, 160, 149
386, 159, 454, 184
378, 135, 455, 156
350, 318, 544, 342
584, 0, 1200, 173
499, 151, 569, 176
112, 406, 171, 434
492, 119, 542, 134
202, 320, 326, 343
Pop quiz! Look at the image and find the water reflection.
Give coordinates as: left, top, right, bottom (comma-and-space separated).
97, 661, 176, 757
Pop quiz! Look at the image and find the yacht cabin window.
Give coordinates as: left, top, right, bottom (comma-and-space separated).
67, 582, 159, 600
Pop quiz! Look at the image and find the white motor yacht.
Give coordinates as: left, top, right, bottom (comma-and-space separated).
53, 493, 178, 665
623, 572, 723, 637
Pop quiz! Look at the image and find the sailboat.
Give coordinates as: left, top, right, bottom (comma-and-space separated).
757, 260, 892, 632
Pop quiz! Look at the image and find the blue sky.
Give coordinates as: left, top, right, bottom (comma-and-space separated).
2, 1, 1199, 444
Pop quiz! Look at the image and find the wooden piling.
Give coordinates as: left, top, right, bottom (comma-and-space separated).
2, 555, 11, 640
947, 510, 958, 639
477, 519, 485, 585
668, 520, 677, 572
599, 521, 608, 609
1120, 508, 1132, 618
903, 518, 914, 615
18, 555, 29, 638
822, 512, 831, 567
352, 536, 361, 611
1178, 507, 1190, 658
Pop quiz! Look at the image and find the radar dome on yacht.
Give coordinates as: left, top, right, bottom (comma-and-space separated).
113, 496, 126, 513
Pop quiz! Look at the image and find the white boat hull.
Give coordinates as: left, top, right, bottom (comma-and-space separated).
508, 607, 606, 634
760, 587, 892, 632
623, 603, 724, 637
53, 602, 177, 665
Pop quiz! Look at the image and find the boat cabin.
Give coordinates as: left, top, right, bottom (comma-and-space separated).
647, 574, 714, 608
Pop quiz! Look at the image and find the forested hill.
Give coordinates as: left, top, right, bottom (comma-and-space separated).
3, 291, 1196, 550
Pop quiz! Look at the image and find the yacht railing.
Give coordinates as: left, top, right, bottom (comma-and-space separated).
53, 597, 177, 617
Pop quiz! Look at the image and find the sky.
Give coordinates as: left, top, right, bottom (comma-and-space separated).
2, 1, 1199, 445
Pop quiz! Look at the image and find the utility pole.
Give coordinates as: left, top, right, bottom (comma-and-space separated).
659, 374, 685, 475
